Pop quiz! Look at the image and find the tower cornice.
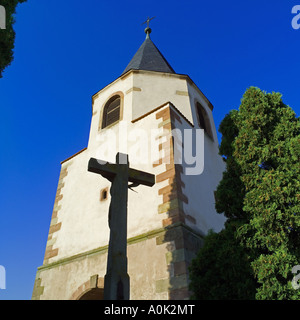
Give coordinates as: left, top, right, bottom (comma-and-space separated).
91, 69, 214, 115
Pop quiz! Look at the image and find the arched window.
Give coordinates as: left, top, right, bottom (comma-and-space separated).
101, 95, 121, 129
196, 102, 213, 139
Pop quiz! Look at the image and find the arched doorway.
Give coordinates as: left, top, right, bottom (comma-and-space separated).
78, 288, 104, 300
70, 275, 105, 300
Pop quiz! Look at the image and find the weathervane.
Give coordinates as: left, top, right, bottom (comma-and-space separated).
142, 16, 155, 38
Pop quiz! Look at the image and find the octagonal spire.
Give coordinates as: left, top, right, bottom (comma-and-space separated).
122, 25, 175, 75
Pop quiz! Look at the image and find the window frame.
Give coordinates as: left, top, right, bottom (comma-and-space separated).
100, 187, 109, 202
195, 101, 214, 140
99, 92, 124, 131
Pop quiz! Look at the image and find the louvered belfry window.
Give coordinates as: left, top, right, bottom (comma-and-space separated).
196, 102, 213, 139
102, 96, 121, 128
196, 104, 207, 132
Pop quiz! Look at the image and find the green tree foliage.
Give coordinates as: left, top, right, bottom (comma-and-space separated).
189, 222, 257, 300
0, 0, 26, 78
235, 88, 300, 299
214, 110, 246, 221
189, 87, 300, 300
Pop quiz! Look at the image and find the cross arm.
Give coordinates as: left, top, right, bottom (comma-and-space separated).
88, 157, 155, 187
128, 168, 155, 187
88, 158, 117, 182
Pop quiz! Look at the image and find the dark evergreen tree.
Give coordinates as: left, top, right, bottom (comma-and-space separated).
234, 88, 300, 299
0, 0, 27, 78
189, 87, 300, 300
189, 222, 257, 300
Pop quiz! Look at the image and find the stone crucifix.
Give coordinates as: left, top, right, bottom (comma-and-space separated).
88, 153, 155, 300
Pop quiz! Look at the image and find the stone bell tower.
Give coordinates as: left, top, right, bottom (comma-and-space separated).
32, 24, 226, 300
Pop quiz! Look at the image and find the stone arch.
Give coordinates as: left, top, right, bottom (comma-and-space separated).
70, 275, 104, 300
78, 288, 104, 300
99, 91, 124, 130
195, 101, 214, 140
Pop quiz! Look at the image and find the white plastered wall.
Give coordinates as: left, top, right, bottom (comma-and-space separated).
45, 70, 226, 264
177, 82, 226, 234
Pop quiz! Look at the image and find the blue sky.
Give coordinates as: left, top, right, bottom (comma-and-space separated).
0, 0, 299, 300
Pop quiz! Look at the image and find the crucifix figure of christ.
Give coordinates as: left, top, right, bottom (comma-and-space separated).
88, 153, 155, 300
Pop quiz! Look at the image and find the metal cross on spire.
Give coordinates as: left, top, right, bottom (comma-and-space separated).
142, 16, 156, 38
142, 16, 156, 28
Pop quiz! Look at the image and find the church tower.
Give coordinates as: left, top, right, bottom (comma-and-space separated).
32, 25, 226, 300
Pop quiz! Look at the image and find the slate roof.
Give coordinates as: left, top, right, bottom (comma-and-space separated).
122, 37, 175, 75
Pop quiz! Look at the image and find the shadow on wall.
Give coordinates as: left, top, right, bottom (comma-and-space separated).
154, 106, 204, 300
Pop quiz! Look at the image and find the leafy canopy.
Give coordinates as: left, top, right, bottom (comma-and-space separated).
189, 87, 300, 300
